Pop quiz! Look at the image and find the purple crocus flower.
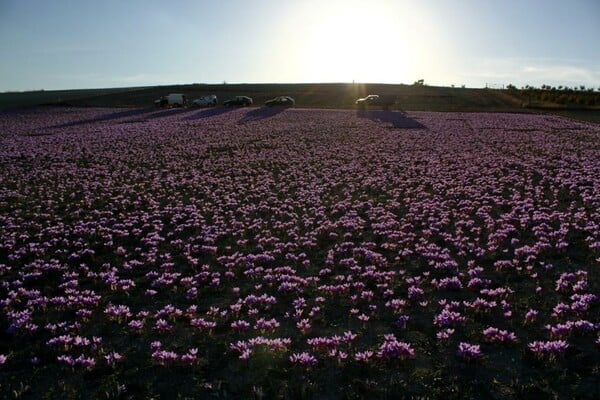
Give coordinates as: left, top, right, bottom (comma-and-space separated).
457, 342, 482, 361
377, 334, 415, 360
289, 352, 318, 366
528, 340, 569, 358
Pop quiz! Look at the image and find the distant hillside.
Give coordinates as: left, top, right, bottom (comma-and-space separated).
0, 87, 149, 110
0, 83, 521, 110
1, 83, 599, 122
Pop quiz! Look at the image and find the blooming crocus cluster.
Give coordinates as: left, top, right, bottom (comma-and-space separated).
104, 304, 132, 323
128, 319, 145, 332
181, 348, 199, 366
104, 351, 123, 367
231, 319, 251, 332
354, 350, 374, 362
431, 276, 463, 291
230, 336, 292, 360
57, 354, 97, 370
376, 334, 415, 360
436, 328, 455, 341
545, 320, 598, 338
528, 340, 569, 358
289, 352, 318, 367
482, 327, 518, 343
190, 318, 217, 331
46, 335, 101, 351
456, 342, 483, 361
434, 309, 466, 328
151, 350, 178, 366
253, 317, 280, 332
153, 319, 173, 333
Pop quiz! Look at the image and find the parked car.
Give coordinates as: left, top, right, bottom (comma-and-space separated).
265, 96, 295, 107
154, 93, 187, 107
154, 97, 168, 107
223, 96, 253, 107
355, 94, 396, 110
192, 95, 218, 107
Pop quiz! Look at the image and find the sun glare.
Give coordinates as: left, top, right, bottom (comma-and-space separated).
301, 4, 414, 83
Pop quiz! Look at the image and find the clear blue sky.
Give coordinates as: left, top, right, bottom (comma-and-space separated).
1, 0, 598, 91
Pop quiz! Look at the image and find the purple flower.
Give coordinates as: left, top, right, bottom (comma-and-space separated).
230, 336, 291, 360
434, 309, 465, 328
354, 350, 374, 362
436, 328, 455, 341
343, 331, 357, 343
153, 319, 173, 333
395, 315, 410, 329
231, 320, 251, 332
528, 340, 569, 358
253, 318, 280, 332
104, 304, 132, 323
128, 319, 145, 332
385, 298, 406, 313
57, 355, 75, 367
524, 309, 538, 323
377, 335, 415, 360
357, 313, 370, 322
181, 348, 198, 365
307, 336, 340, 351
191, 318, 217, 331
104, 352, 123, 367
152, 350, 178, 366
289, 352, 318, 366
296, 319, 311, 333
150, 341, 162, 351
482, 327, 517, 343
327, 349, 349, 362
432, 276, 463, 290
58, 354, 96, 370
457, 342, 482, 361
407, 286, 424, 299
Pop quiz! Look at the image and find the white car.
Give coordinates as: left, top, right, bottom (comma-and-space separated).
355, 94, 396, 110
192, 95, 218, 107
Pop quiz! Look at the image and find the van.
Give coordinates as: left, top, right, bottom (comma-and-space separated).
154, 93, 187, 107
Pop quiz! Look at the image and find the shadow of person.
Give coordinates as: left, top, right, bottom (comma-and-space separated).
49, 107, 157, 128
238, 107, 286, 124
145, 107, 195, 119
183, 107, 236, 120
356, 110, 426, 129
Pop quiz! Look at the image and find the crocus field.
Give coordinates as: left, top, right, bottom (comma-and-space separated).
0, 106, 599, 399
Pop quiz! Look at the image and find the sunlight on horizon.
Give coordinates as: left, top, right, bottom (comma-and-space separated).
299, 4, 415, 83
275, 1, 453, 85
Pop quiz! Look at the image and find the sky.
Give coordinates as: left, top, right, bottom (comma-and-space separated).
0, 0, 599, 91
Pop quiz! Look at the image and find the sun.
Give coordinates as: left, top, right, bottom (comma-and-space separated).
300, 4, 413, 83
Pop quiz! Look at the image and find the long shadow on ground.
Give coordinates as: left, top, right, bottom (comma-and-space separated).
145, 107, 196, 119
183, 107, 236, 120
238, 107, 286, 124
357, 110, 427, 129
49, 107, 158, 128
